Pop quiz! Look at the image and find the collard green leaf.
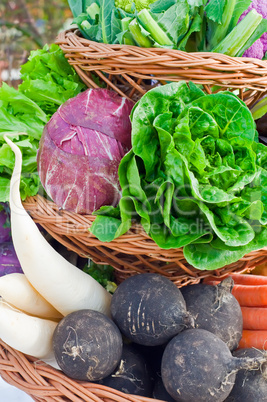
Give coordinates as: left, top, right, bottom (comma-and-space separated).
149, 0, 176, 13
205, 0, 226, 24
178, 13, 203, 51
152, 1, 190, 45
99, 0, 117, 43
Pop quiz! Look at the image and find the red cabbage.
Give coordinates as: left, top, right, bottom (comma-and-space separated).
0, 243, 23, 276
0, 205, 11, 243
37, 88, 133, 214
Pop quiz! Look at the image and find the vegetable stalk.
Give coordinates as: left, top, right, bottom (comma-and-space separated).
86, 3, 100, 19
251, 96, 267, 120
207, 0, 237, 50
129, 18, 153, 48
211, 9, 263, 56
137, 9, 173, 46
121, 17, 136, 46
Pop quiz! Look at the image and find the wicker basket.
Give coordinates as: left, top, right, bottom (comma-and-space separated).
56, 28, 267, 105
0, 339, 159, 402
1, 31, 267, 402
22, 195, 267, 287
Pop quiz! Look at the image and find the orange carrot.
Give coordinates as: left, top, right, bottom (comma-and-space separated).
241, 306, 267, 330
228, 273, 267, 285
238, 330, 267, 350
232, 285, 267, 307
203, 273, 267, 286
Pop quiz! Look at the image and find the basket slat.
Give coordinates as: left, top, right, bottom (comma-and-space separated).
0, 340, 160, 402
55, 29, 267, 104
22, 195, 267, 287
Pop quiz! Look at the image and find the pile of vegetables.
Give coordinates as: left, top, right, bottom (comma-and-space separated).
68, 0, 267, 59
90, 81, 267, 270
1, 4, 267, 398
0, 136, 266, 400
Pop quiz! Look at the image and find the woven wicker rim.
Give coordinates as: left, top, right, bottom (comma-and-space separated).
22, 195, 267, 287
0, 339, 162, 402
56, 29, 267, 104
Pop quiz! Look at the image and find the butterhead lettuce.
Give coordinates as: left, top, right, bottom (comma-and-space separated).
91, 81, 267, 270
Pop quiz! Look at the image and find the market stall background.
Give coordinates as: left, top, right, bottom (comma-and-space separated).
0, 0, 72, 87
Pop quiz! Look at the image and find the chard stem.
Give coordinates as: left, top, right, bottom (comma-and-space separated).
129, 18, 153, 48
211, 9, 262, 57
137, 9, 173, 46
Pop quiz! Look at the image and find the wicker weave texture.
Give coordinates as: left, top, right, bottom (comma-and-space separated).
22, 195, 267, 287
56, 29, 267, 104
0, 340, 160, 402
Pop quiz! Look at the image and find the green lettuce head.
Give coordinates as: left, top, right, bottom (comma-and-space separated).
91, 82, 267, 270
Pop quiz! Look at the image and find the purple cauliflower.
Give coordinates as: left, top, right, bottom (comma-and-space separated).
239, 0, 267, 59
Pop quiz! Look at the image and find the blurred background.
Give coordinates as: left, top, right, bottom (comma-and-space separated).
0, 0, 72, 87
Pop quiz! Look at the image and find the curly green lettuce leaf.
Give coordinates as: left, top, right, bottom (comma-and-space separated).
184, 225, 267, 270
19, 44, 86, 117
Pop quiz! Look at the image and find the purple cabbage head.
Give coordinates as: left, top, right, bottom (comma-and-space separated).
37, 88, 133, 214
0, 243, 23, 276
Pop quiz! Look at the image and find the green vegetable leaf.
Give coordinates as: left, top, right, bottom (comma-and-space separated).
151, 1, 190, 45
185, 225, 267, 270
0, 44, 85, 202
92, 81, 267, 270
205, 0, 226, 24
99, 0, 118, 43
68, 0, 93, 17
19, 44, 86, 116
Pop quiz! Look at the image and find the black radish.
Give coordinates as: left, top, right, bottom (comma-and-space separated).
224, 348, 267, 401
98, 343, 153, 397
161, 328, 267, 402
153, 375, 176, 402
181, 277, 243, 350
111, 273, 194, 346
53, 309, 123, 381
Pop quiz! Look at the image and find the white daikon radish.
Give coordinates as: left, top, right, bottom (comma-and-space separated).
0, 273, 63, 319
0, 299, 58, 363
4, 135, 111, 316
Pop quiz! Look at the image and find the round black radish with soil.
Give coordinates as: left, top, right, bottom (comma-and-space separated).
111, 273, 194, 346
98, 343, 153, 397
181, 277, 243, 350
161, 328, 266, 402
224, 348, 267, 402
52, 309, 123, 381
